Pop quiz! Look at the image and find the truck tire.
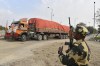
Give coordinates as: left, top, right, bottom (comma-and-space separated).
64, 35, 66, 39
21, 34, 27, 41
43, 35, 47, 40
65, 35, 67, 39
37, 34, 42, 41
62, 35, 64, 39
4, 36, 6, 40
59, 35, 63, 39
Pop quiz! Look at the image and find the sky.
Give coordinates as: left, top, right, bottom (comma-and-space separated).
0, 0, 100, 28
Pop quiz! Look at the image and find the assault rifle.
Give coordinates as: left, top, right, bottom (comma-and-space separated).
58, 17, 74, 55
65, 17, 74, 49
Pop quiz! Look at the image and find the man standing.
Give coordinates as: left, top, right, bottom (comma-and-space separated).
58, 25, 91, 66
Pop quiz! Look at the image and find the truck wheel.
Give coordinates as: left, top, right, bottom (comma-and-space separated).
59, 35, 63, 39
43, 35, 47, 40
4, 36, 6, 40
62, 35, 64, 39
21, 34, 27, 41
65, 35, 67, 39
63, 35, 66, 39
37, 34, 42, 41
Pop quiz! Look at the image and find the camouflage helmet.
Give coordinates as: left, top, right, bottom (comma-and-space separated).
75, 25, 88, 36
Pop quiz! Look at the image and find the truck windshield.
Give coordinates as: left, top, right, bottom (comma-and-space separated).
19, 24, 24, 28
11, 21, 19, 28
19, 23, 27, 30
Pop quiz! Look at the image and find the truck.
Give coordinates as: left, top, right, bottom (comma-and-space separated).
5, 18, 70, 41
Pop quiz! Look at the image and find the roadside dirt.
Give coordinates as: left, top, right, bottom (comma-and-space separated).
0, 39, 67, 66
1, 41, 65, 66
1, 40, 100, 66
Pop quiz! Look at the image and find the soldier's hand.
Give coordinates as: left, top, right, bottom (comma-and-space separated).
65, 49, 70, 53
58, 46, 63, 55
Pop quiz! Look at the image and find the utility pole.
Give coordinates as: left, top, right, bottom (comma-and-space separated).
94, 2, 96, 28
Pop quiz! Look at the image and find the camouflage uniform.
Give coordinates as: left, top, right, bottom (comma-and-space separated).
58, 26, 90, 66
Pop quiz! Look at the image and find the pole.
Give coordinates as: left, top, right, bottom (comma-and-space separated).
94, 2, 95, 28
51, 9, 53, 21
48, 7, 53, 21
69, 17, 71, 26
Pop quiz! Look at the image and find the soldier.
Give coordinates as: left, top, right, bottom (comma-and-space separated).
58, 25, 91, 66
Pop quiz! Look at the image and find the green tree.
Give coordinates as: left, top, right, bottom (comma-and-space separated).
96, 9, 100, 25
0, 25, 2, 30
87, 26, 97, 34
0, 25, 6, 30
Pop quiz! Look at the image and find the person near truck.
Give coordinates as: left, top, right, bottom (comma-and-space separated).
58, 25, 91, 66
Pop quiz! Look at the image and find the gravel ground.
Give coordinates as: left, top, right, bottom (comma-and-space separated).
1, 40, 100, 66
0, 32, 100, 66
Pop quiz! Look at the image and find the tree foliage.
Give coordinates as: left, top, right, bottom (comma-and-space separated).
96, 9, 100, 25
87, 26, 97, 34
0, 25, 6, 30
77, 22, 97, 34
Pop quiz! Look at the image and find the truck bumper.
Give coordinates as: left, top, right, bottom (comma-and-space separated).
5, 32, 20, 40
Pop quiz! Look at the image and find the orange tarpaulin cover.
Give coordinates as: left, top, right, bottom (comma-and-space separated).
28, 18, 69, 33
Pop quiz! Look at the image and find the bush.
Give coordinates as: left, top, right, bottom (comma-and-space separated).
94, 36, 100, 40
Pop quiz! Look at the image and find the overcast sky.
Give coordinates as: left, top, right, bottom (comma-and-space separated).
0, 0, 99, 27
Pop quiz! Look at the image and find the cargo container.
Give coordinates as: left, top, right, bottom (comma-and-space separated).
5, 18, 70, 41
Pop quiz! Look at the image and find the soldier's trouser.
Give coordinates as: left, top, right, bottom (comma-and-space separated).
59, 55, 78, 66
